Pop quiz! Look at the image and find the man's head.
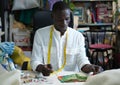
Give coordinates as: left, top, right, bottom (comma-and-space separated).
52, 1, 71, 35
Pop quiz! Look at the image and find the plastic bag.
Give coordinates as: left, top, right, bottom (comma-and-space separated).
0, 42, 15, 56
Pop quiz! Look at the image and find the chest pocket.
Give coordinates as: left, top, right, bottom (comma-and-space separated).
66, 48, 80, 65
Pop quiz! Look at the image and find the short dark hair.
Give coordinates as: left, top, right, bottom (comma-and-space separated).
52, 1, 70, 12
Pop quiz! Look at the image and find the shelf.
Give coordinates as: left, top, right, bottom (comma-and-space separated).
78, 23, 113, 27
71, 0, 113, 2
72, 0, 113, 28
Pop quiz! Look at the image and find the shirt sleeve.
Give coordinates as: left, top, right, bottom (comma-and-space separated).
76, 33, 91, 71
30, 30, 44, 71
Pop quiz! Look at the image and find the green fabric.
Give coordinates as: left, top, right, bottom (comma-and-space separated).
19, 8, 38, 25
58, 74, 87, 83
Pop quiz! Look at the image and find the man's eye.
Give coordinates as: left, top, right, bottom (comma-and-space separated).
66, 18, 70, 21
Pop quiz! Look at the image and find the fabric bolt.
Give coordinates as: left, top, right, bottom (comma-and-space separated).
84, 69, 120, 85
19, 8, 38, 25
31, 25, 90, 72
0, 64, 21, 85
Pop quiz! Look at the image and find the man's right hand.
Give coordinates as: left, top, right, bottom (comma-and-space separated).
36, 64, 53, 76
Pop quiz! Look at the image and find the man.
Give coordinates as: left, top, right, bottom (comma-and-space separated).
30, 1, 102, 76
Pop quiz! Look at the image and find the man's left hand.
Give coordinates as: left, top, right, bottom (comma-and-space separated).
81, 64, 103, 75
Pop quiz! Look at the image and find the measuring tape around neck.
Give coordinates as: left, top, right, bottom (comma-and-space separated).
47, 25, 68, 75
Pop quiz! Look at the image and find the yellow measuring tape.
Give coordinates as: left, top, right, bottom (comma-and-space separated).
47, 25, 68, 75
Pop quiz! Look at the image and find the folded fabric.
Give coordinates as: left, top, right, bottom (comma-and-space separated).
84, 69, 120, 85
0, 42, 15, 56
58, 73, 87, 83
0, 64, 8, 73
0, 42, 15, 64
0, 65, 21, 85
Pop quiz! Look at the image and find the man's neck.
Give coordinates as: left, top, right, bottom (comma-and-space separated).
55, 28, 66, 36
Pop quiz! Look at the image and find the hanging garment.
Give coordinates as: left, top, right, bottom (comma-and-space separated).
19, 8, 38, 25
12, 0, 40, 10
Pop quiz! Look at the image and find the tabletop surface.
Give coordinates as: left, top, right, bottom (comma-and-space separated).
21, 71, 87, 85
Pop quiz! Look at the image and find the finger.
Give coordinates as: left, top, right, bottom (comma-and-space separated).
45, 67, 53, 73
48, 68, 53, 73
42, 71, 51, 76
42, 68, 52, 76
95, 66, 103, 72
47, 64, 52, 69
91, 65, 96, 72
93, 66, 103, 75
94, 66, 100, 71
45, 65, 53, 73
91, 65, 99, 75
97, 66, 104, 72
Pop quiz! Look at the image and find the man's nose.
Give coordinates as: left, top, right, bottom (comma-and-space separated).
62, 20, 67, 26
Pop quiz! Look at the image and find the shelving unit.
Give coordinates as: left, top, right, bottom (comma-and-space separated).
78, 23, 113, 27
71, 0, 114, 29
71, 0, 113, 1
0, 0, 10, 41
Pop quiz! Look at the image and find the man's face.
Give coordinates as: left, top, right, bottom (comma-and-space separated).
52, 9, 71, 33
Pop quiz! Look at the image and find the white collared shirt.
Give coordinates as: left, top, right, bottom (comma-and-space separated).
30, 25, 90, 72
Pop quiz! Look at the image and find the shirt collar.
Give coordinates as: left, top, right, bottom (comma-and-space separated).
52, 25, 68, 37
